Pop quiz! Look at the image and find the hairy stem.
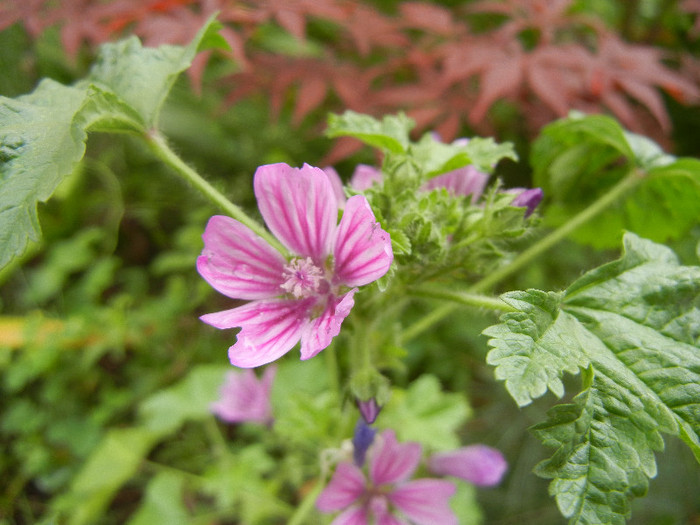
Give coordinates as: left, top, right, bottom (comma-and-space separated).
402, 168, 644, 343
145, 131, 287, 254
407, 286, 517, 312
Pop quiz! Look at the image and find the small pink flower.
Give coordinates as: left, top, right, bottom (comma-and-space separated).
197, 163, 393, 368
210, 366, 276, 425
429, 445, 508, 487
317, 430, 457, 525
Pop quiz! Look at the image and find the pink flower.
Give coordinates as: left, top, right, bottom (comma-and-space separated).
429, 445, 508, 487
317, 430, 457, 525
210, 366, 276, 425
197, 163, 393, 368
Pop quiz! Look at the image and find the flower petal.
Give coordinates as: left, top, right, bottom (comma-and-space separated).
201, 299, 312, 368
369, 430, 422, 486
210, 368, 274, 424
349, 164, 383, 191
428, 445, 508, 486
299, 289, 356, 360
316, 462, 366, 512
197, 215, 287, 300
323, 166, 348, 206
334, 195, 393, 287
254, 163, 337, 261
422, 165, 489, 202
389, 479, 457, 525
330, 506, 368, 525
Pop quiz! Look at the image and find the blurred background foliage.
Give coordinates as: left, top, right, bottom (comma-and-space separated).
1, 1, 699, 524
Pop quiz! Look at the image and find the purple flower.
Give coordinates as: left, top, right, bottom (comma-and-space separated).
317, 430, 457, 525
429, 445, 507, 487
421, 166, 489, 203
506, 187, 544, 217
352, 419, 377, 467
197, 163, 393, 368
357, 397, 382, 425
210, 366, 276, 425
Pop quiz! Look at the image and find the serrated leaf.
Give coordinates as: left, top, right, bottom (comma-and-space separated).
0, 16, 224, 270
531, 372, 664, 525
0, 80, 90, 269
484, 232, 700, 523
325, 111, 413, 153
85, 15, 226, 128
138, 365, 229, 435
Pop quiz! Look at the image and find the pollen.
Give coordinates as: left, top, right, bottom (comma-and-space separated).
281, 257, 325, 298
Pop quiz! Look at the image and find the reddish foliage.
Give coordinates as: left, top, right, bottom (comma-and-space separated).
4, 0, 698, 154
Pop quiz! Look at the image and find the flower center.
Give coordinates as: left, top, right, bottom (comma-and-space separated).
281, 257, 326, 298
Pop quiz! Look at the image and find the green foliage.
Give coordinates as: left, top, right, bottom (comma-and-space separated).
381, 374, 471, 451
532, 112, 700, 248
0, 15, 226, 270
484, 232, 700, 523
326, 111, 533, 283
326, 110, 413, 154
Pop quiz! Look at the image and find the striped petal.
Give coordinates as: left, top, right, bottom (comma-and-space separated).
316, 462, 366, 512
389, 479, 457, 525
197, 215, 286, 300
428, 445, 508, 486
334, 195, 393, 287
254, 163, 338, 262
330, 506, 368, 525
200, 299, 313, 368
369, 430, 421, 486
300, 290, 356, 360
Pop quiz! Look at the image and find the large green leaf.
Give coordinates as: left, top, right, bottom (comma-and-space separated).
0, 16, 225, 270
483, 232, 700, 524
531, 113, 700, 248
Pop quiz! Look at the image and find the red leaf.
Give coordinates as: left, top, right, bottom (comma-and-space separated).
399, 2, 455, 35
293, 75, 328, 125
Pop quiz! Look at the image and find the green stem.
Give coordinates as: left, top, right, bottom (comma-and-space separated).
287, 475, 327, 525
402, 168, 644, 343
145, 131, 287, 255
407, 286, 517, 312
469, 168, 644, 294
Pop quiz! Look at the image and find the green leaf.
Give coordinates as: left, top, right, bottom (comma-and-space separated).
138, 365, 229, 436
0, 80, 90, 269
532, 113, 700, 248
411, 133, 517, 176
54, 427, 161, 525
326, 111, 413, 153
484, 232, 700, 523
380, 374, 471, 451
0, 16, 224, 271
127, 472, 189, 525
85, 15, 227, 128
